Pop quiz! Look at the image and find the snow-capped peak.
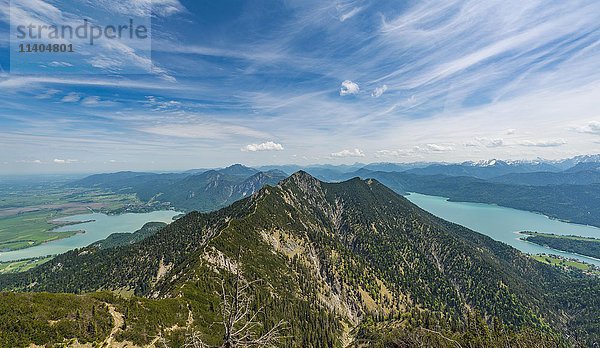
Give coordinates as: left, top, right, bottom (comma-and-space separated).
464, 159, 506, 167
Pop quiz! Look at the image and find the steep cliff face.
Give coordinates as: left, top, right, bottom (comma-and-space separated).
1, 172, 595, 346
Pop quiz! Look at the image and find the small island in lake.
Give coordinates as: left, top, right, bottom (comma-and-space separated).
520, 231, 600, 259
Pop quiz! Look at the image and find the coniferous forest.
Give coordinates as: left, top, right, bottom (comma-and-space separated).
0, 173, 598, 347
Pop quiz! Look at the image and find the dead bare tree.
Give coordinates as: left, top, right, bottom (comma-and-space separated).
184, 251, 286, 348
183, 330, 211, 348
219, 270, 286, 348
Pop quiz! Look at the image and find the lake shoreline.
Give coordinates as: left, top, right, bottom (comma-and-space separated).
518, 231, 600, 262
404, 192, 600, 229
0, 210, 181, 262
405, 192, 600, 267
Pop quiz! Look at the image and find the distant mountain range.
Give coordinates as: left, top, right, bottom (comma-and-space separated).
71, 154, 600, 188
70, 156, 600, 228
401, 159, 560, 179
550, 154, 600, 170
255, 154, 600, 180
400, 155, 600, 179
2, 172, 598, 346
71, 164, 287, 212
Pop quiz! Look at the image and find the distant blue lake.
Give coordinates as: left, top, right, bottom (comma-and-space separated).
0, 210, 180, 262
405, 193, 600, 266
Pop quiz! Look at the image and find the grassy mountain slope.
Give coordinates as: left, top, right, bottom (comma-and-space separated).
1, 172, 598, 346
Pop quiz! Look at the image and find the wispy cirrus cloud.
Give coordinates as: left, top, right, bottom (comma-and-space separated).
339, 6, 364, 22
48, 61, 73, 67
90, 0, 186, 17
139, 121, 269, 140
2, 0, 175, 79
2, 0, 600, 173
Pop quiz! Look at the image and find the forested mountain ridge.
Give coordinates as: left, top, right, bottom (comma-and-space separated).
70, 165, 287, 213
330, 170, 600, 228
90, 221, 168, 250
489, 170, 600, 186
1, 172, 598, 346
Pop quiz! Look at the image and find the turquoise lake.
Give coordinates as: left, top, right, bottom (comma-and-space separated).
0, 210, 180, 262
2, 195, 599, 267
405, 193, 600, 267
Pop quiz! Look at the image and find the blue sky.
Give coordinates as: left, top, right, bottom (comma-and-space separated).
1, 0, 600, 174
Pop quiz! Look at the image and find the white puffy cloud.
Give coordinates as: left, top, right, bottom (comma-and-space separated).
61, 92, 81, 103
330, 148, 365, 158
577, 121, 600, 135
519, 138, 567, 147
372, 85, 388, 98
375, 149, 412, 158
36, 89, 61, 99
81, 96, 101, 106
475, 137, 505, 148
340, 80, 360, 96
421, 143, 454, 152
376, 143, 454, 158
53, 158, 77, 164
17, 159, 43, 164
242, 141, 284, 152
81, 96, 116, 107
145, 95, 181, 110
